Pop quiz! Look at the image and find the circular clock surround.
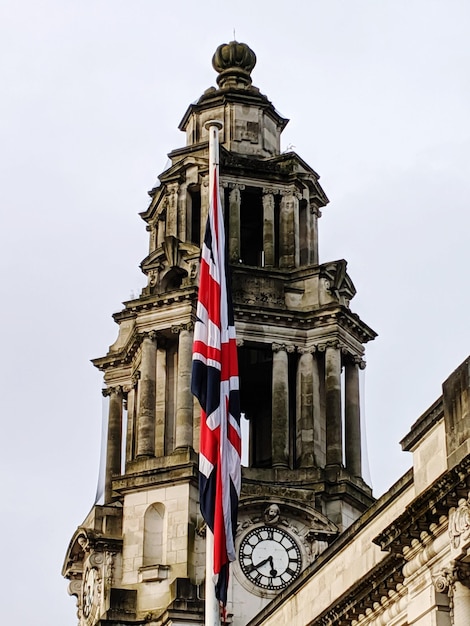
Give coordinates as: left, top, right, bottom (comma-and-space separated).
82, 567, 97, 618
238, 525, 302, 592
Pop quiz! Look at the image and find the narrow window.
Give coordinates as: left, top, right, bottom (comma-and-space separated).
188, 186, 201, 246
239, 346, 272, 467
299, 199, 308, 266
240, 188, 263, 266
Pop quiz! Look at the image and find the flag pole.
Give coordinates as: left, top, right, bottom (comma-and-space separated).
204, 118, 223, 626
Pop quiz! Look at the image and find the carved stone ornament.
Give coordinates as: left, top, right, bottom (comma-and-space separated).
433, 562, 470, 623
449, 492, 470, 549
263, 503, 281, 525
212, 41, 256, 88
171, 322, 194, 334
272, 343, 295, 354
232, 274, 285, 307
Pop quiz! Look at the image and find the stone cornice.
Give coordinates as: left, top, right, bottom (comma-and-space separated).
373, 454, 470, 554
400, 396, 444, 452
178, 89, 288, 133
308, 554, 405, 626
112, 449, 199, 495
235, 304, 376, 345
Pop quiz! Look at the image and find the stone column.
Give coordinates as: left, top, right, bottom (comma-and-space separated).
325, 343, 342, 466
297, 347, 315, 467
124, 379, 137, 463
345, 357, 363, 477
174, 324, 194, 450
272, 343, 291, 468
228, 186, 241, 263
136, 332, 157, 457
104, 386, 123, 504
279, 191, 294, 268
279, 188, 300, 269
155, 343, 167, 457
262, 190, 275, 267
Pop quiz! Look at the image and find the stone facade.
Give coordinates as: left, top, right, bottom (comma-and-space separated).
62, 42, 470, 626
248, 358, 470, 626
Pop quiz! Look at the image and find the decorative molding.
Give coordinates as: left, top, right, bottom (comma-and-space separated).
433, 562, 470, 623
102, 385, 123, 398
262, 186, 282, 196
297, 346, 316, 355
171, 322, 194, 334
449, 492, 470, 549
374, 455, 470, 555
89, 551, 104, 568
272, 342, 295, 354
68, 579, 82, 598
105, 551, 115, 590
139, 563, 171, 582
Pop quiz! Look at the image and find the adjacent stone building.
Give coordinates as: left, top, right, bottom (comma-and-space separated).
63, 42, 470, 626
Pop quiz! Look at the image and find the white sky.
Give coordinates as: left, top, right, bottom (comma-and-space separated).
2, 1, 470, 624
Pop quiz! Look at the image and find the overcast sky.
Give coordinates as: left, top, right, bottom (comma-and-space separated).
2, 1, 470, 624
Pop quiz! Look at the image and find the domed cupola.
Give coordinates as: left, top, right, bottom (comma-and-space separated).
212, 40, 257, 89
178, 41, 288, 157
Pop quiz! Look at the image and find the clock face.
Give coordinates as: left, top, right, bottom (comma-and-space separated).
83, 567, 96, 618
239, 526, 302, 590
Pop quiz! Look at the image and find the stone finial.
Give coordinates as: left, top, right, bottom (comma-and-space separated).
212, 41, 256, 89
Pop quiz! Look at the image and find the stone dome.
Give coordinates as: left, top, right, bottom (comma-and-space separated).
212, 41, 257, 89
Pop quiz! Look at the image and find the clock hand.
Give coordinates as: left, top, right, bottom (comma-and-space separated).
246, 555, 273, 574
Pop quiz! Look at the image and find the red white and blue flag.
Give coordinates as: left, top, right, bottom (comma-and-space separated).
191, 162, 241, 606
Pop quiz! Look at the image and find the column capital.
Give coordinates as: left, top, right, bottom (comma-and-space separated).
318, 340, 341, 351
434, 562, 470, 593
166, 182, 179, 195
227, 182, 245, 191
297, 346, 316, 355
272, 342, 295, 354
347, 354, 367, 369
171, 322, 194, 334
140, 330, 158, 342
280, 186, 302, 200
310, 199, 322, 217
262, 186, 281, 196
102, 385, 123, 397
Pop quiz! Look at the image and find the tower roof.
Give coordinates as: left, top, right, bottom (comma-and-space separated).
179, 42, 288, 157
212, 40, 257, 89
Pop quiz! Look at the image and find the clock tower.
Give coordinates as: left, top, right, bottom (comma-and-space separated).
63, 42, 376, 626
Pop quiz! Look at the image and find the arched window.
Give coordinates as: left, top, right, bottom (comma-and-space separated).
143, 503, 165, 566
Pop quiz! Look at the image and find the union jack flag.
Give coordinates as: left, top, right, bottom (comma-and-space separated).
191, 163, 241, 606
